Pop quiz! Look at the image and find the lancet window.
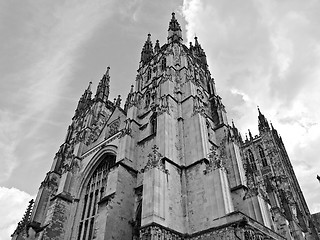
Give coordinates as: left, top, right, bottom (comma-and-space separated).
258, 145, 268, 167
161, 57, 166, 71
147, 68, 152, 81
77, 154, 116, 240
247, 149, 257, 171
145, 91, 151, 108
150, 113, 157, 135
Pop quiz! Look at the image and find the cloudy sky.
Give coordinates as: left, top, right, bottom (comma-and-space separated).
1, 0, 320, 238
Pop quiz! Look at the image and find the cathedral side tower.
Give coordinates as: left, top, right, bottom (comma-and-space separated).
12, 13, 318, 240
241, 109, 319, 240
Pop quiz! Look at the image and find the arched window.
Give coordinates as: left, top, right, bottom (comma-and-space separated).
247, 150, 257, 171
145, 91, 150, 108
77, 154, 116, 240
150, 113, 157, 135
161, 57, 166, 71
147, 68, 152, 81
258, 145, 268, 167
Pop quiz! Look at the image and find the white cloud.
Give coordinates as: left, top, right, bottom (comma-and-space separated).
0, 187, 33, 240
0, 1, 117, 182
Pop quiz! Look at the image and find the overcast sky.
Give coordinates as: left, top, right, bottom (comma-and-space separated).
1, 0, 320, 239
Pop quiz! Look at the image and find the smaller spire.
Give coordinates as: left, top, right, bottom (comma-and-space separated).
106, 66, 110, 77
194, 36, 199, 46
258, 107, 270, 133
248, 129, 253, 140
115, 95, 122, 107
232, 120, 236, 129
154, 39, 160, 53
190, 36, 207, 67
95, 67, 110, 102
84, 81, 92, 100
87, 81, 92, 90
167, 12, 183, 43
140, 34, 154, 64
75, 82, 93, 117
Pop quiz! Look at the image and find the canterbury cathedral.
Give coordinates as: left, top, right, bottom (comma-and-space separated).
12, 13, 319, 240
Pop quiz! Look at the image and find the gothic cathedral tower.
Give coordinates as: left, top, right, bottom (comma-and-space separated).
12, 13, 318, 240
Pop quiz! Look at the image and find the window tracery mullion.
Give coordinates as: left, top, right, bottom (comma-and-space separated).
77, 155, 116, 240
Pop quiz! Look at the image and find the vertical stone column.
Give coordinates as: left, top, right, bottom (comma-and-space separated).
41, 195, 73, 240
141, 146, 167, 227
204, 167, 234, 218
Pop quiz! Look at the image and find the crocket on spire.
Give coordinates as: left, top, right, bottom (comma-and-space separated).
167, 12, 183, 43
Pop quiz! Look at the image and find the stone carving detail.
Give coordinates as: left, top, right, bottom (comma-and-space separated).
81, 132, 121, 160
204, 137, 228, 174
108, 118, 120, 137
138, 224, 270, 240
121, 118, 132, 137
158, 95, 169, 115
192, 96, 205, 116
142, 145, 167, 173
139, 225, 183, 240
173, 71, 183, 94
40, 173, 59, 191
173, 44, 181, 66
244, 228, 265, 240
159, 72, 172, 85
204, 145, 223, 174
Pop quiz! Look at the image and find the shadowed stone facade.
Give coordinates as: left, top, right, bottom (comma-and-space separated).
12, 13, 318, 240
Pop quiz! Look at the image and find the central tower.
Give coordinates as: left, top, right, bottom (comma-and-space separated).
12, 13, 318, 240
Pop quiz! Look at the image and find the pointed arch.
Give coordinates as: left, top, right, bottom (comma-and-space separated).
150, 112, 157, 135
247, 149, 257, 171
73, 146, 117, 240
77, 153, 116, 240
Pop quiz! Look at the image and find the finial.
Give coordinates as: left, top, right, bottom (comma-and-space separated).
248, 129, 253, 139
154, 39, 160, 53
147, 33, 151, 42
87, 81, 92, 90
257, 105, 262, 115
115, 95, 122, 107
172, 12, 175, 19
104, 66, 110, 78
194, 36, 199, 46
130, 84, 134, 93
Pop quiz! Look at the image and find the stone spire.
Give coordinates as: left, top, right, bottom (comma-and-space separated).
167, 12, 183, 43
11, 199, 34, 237
191, 36, 208, 67
140, 33, 154, 64
95, 67, 110, 102
154, 39, 160, 53
75, 81, 92, 117
258, 107, 270, 133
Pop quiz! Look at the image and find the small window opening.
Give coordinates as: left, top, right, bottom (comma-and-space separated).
247, 150, 257, 171
161, 58, 166, 71
259, 146, 268, 167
